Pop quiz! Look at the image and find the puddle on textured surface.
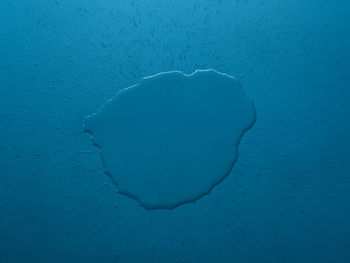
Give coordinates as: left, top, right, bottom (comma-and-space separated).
84, 69, 256, 209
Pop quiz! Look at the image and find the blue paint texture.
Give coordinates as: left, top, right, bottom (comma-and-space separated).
0, 0, 350, 262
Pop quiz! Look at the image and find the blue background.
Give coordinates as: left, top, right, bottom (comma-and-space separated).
1, 0, 349, 262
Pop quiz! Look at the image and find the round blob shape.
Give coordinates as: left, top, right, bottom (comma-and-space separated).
84, 69, 256, 209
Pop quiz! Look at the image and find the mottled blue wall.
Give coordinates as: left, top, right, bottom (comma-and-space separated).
1, 0, 349, 262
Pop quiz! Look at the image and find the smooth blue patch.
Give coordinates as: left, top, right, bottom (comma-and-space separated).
85, 69, 256, 209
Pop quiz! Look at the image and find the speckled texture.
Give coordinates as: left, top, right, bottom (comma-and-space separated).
1, 0, 350, 262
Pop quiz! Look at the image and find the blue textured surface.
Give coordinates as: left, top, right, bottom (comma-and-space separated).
1, 0, 350, 262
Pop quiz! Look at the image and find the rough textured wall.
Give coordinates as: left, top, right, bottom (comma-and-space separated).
0, 0, 349, 262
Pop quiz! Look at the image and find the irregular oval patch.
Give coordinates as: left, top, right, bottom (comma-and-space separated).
84, 69, 256, 210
